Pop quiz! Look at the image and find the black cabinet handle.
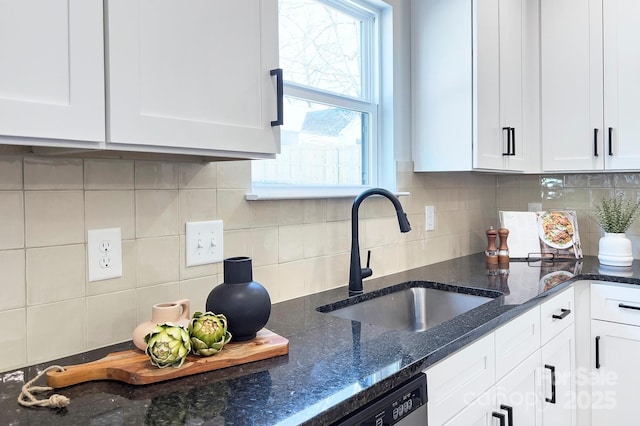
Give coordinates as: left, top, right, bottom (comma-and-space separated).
500, 404, 513, 426
510, 127, 516, 156
544, 364, 557, 404
503, 127, 511, 155
608, 127, 613, 155
492, 411, 506, 426
270, 68, 284, 126
595, 336, 601, 369
618, 303, 640, 311
594, 128, 599, 156
552, 308, 571, 320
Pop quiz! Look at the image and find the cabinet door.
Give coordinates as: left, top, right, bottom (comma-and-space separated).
541, 323, 576, 426
475, 0, 525, 171
426, 333, 496, 426
107, 0, 280, 156
443, 387, 496, 426
590, 320, 640, 425
495, 351, 541, 426
411, 0, 473, 172
540, 0, 604, 171
0, 0, 104, 143
603, 0, 640, 170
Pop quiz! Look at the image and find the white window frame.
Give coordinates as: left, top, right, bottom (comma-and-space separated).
247, 0, 397, 200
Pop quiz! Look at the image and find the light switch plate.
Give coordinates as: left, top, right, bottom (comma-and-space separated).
425, 205, 435, 231
88, 227, 123, 282
185, 220, 224, 267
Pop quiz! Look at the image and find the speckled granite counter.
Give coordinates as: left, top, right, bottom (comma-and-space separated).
3, 254, 640, 425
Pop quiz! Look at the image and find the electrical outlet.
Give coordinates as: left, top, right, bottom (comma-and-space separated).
425, 205, 435, 231
186, 220, 224, 267
88, 227, 122, 282
528, 202, 543, 212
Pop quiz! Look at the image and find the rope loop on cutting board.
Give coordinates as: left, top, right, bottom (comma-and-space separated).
17, 365, 70, 409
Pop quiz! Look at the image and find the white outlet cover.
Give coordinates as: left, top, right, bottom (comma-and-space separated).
186, 220, 224, 267
425, 205, 435, 231
88, 227, 122, 282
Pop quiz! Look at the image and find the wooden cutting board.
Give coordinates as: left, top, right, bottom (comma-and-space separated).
46, 328, 288, 388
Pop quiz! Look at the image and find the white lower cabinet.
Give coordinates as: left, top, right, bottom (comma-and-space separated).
426, 286, 576, 426
446, 352, 540, 426
427, 333, 496, 426
540, 323, 576, 426
589, 320, 640, 425
493, 351, 541, 426
590, 282, 640, 425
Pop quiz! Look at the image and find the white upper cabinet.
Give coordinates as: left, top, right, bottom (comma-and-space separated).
412, 0, 539, 172
106, 0, 280, 158
0, 0, 105, 145
475, 0, 528, 171
541, 0, 640, 171
0, 0, 280, 159
602, 0, 640, 170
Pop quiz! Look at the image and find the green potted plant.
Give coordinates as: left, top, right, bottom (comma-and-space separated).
592, 193, 640, 267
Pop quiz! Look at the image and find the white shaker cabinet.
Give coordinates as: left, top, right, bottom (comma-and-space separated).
590, 282, 640, 425
602, 0, 640, 169
411, 0, 539, 172
541, 0, 640, 171
443, 352, 540, 426
106, 0, 281, 158
589, 320, 640, 425
0, 0, 105, 145
540, 324, 576, 426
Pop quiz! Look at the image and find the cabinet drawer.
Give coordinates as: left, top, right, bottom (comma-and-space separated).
425, 333, 495, 426
591, 282, 640, 326
541, 286, 575, 345
495, 306, 541, 380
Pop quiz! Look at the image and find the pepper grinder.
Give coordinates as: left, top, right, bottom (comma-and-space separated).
498, 228, 510, 265
485, 227, 498, 264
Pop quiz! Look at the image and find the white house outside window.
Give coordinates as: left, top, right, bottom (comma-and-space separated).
251, 0, 382, 194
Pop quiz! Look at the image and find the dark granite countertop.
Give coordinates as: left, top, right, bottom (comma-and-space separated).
3, 254, 640, 425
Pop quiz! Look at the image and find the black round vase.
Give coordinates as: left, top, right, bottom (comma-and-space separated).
206, 257, 271, 341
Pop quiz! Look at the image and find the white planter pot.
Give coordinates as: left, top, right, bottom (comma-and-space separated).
598, 233, 633, 267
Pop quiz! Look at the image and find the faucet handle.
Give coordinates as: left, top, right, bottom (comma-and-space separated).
362, 250, 373, 279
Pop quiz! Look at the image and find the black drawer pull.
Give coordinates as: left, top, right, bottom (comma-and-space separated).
510, 127, 516, 156
595, 336, 601, 369
500, 404, 513, 426
492, 411, 506, 426
594, 128, 599, 156
552, 308, 571, 320
544, 364, 556, 404
619, 303, 640, 311
502, 127, 511, 155
270, 68, 284, 126
608, 127, 613, 155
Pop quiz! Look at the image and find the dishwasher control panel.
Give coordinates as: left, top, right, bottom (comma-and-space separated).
335, 374, 427, 425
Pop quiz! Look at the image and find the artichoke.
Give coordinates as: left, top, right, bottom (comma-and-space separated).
189, 311, 232, 356
144, 322, 191, 368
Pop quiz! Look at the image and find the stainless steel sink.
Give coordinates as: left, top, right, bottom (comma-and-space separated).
317, 285, 499, 332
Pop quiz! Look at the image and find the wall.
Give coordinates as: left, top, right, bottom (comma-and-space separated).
0, 156, 497, 371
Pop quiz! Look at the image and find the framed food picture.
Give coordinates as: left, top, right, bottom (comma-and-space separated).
499, 210, 583, 260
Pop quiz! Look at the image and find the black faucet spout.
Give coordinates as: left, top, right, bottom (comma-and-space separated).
349, 188, 411, 296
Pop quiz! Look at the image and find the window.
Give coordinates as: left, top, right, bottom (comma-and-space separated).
251, 0, 384, 196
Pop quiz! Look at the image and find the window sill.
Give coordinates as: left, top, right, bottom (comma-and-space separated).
245, 186, 409, 201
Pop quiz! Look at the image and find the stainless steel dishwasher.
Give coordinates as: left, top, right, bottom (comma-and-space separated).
334, 373, 427, 425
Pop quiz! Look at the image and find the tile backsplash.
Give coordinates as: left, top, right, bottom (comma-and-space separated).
2, 153, 638, 371
496, 173, 640, 259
